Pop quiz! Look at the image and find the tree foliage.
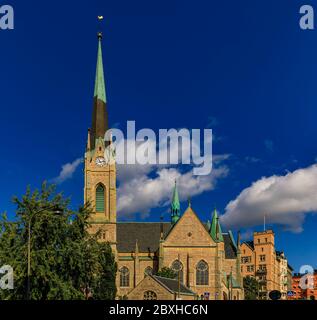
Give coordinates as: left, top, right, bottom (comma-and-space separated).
243, 276, 260, 300
0, 182, 117, 300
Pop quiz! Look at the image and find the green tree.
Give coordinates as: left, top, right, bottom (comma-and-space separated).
156, 267, 177, 279
243, 276, 260, 300
0, 182, 117, 300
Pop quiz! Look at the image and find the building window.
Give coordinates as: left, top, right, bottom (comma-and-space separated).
241, 256, 251, 264
96, 184, 105, 212
119, 267, 130, 287
196, 260, 209, 285
261, 247, 264, 252
143, 291, 157, 300
171, 260, 184, 283
247, 265, 254, 272
144, 266, 153, 277
259, 264, 267, 271
265, 238, 267, 243
260, 255, 266, 262
258, 239, 260, 243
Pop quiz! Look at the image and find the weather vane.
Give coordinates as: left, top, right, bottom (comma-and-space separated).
97, 15, 104, 39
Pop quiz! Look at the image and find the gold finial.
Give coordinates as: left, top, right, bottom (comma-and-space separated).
97, 16, 104, 39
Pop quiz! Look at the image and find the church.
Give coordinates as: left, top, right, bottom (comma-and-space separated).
84, 33, 244, 300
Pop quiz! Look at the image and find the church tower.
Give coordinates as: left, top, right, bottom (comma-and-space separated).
84, 32, 117, 247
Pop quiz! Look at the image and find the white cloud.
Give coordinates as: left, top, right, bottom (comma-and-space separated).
221, 164, 317, 233
117, 164, 229, 219
51, 158, 83, 184
115, 136, 229, 218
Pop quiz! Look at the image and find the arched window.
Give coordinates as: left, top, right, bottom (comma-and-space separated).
144, 266, 153, 277
143, 291, 157, 300
119, 267, 130, 287
196, 260, 209, 285
96, 184, 105, 212
171, 260, 183, 283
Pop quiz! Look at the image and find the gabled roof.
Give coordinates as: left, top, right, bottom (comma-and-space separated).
223, 233, 238, 259
116, 207, 238, 259
116, 222, 171, 253
243, 240, 254, 250
151, 275, 195, 295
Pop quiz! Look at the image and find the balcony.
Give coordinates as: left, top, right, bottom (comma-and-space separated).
256, 269, 267, 275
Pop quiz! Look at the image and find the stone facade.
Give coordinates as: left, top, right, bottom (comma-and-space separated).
240, 230, 290, 299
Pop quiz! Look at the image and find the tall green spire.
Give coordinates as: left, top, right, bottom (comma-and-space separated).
171, 180, 181, 225
210, 208, 224, 242
90, 32, 109, 150
94, 33, 107, 104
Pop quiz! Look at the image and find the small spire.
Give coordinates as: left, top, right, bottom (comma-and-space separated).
237, 230, 241, 247
171, 180, 181, 225
86, 129, 91, 151
188, 196, 191, 208
135, 239, 139, 255
210, 207, 223, 242
160, 214, 164, 239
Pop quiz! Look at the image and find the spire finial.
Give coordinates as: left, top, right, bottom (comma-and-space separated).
188, 196, 191, 207
97, 15, 104, 39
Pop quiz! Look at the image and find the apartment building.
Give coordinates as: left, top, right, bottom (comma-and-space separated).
240, 230, 289, 299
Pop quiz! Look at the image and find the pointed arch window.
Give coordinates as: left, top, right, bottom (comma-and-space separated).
119, 267, 130, 287
171, 260, 183, 283
196, 260, 209, 285
96, 184, 105, 212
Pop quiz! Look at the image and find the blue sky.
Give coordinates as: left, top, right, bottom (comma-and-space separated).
1, 0, 317, 271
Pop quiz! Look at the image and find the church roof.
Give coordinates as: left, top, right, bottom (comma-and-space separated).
151, 275, 195, 295
223, 233, 238, 259
116, 221, 238, 259
116, 222, 171, 253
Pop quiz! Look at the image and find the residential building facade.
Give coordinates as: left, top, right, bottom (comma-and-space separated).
240, 230, 289, 299
290, 271, 317, 300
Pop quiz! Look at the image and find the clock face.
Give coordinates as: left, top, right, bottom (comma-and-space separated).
95, 156, 106, 167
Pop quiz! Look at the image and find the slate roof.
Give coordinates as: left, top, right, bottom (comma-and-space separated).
116, 221, 238, 259
244, 240, 254, 250
116, 222, 171, 253
152, 275, 195, 295
223, 233, 238, 259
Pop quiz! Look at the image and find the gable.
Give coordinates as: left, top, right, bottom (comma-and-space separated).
241, 242, 254, 255
164, 207, 215, 247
